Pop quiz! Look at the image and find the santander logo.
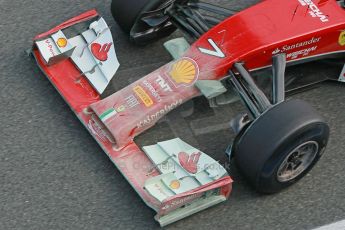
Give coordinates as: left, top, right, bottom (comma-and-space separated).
91, 42, 112, 61
178, 152, 201, 174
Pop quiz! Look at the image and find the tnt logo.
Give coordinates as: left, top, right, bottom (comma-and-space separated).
156, 76, 172, 92
91, 42, 112, 61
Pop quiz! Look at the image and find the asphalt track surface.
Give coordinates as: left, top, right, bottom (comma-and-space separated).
1, 0, 345, 229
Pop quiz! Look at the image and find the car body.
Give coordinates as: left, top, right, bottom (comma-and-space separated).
30, 0, 345, 226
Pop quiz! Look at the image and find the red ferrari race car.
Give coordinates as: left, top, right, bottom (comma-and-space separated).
30, 0, 345, 226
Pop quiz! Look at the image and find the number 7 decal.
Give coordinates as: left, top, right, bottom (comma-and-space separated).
198, 38, 225, 58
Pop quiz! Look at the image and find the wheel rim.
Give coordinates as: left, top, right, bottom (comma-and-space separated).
277, 141, 319, 182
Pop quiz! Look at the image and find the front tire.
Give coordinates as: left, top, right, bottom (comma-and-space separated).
233, 99, 329, 194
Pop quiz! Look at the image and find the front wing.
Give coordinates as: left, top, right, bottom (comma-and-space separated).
30, 10, 232, 226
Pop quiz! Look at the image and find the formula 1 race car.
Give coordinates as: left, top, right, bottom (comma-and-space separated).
30, 0, 345, 226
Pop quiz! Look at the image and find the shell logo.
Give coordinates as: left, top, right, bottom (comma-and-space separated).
168, 58, 199, 86
169, 180, 181, 190
339, 31, 345, 46
56, 38, 67, 48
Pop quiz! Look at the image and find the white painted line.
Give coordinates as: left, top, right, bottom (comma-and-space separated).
312, 219, 345, 230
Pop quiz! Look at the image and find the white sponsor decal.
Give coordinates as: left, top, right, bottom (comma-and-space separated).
88, 115, 115, 143
272, 37, 321, 55
137, 99, 183, 128
125, 95, 140, 108
162, 193, 201, 211
298, 0, 329, 23
45, 39, 56, 56
156, 76, 172, 92
286, 46, 318, 59
143, 80, 162, 101
198, 38, 225, 58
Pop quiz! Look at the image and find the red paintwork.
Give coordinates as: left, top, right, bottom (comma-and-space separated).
187, 0, 345, 80
32, 0, 345, 222
33, 49, 100, 112
34, 9, 99, 40
90, 0, 345, 147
